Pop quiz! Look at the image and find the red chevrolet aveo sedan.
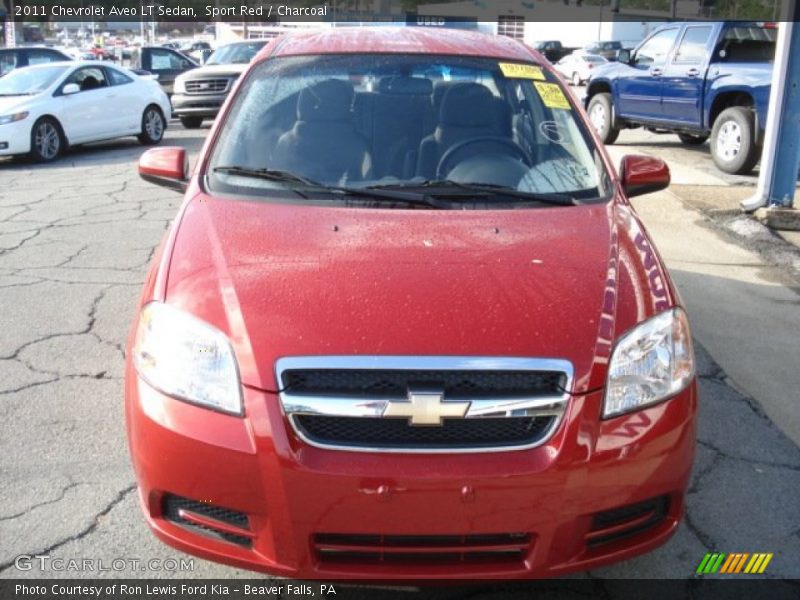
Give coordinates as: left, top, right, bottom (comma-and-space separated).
126, 27, 696, 579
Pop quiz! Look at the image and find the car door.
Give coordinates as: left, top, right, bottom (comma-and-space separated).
104, 66, 142, 134
615, 27, 680, 121
145, 47, 197, 95
660, 25, 714, 125
56, 66, 114, 142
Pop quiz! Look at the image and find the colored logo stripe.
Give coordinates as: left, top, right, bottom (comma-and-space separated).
697, 552, 773, 574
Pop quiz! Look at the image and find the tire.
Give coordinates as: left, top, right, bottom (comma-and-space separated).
678, 133, 709, 145
138, 105, 165, 145
587, 92, 620, 145
710, 106, 760, 175
30, 117, 65, 163
572, 72, 581, 87
180, 116, 204, 129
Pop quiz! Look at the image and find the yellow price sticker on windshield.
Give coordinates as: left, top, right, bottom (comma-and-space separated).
499, 62, 545, 80
534, 82, 571, 110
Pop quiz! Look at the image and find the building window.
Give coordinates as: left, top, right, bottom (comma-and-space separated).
498, 15, 525, 40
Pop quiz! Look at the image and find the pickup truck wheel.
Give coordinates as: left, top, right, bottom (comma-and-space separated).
678, 133, 708, 145
180, 116, 204, 129
711, 107, 760, 174
588, 93, 619, 145
572, 72, 581, 86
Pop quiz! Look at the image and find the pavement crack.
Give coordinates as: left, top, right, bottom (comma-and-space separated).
0, 484, 136, 572
683, 510, 715, 551
0, 482, 83, 522
696, 439, 800, 473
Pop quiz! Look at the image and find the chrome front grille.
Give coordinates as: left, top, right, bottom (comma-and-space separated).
184, 78, 230, 94
276, 356, 573, 453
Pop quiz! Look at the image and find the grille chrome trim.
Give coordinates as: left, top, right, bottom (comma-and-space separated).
184, 78, 231, 94
276, 356, 573, 453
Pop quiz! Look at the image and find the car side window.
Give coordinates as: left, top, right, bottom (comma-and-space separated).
673, 26, 712, 64
65, 67, 108, 92
107, 68, 134, 86
0, 52, 18, 76
27, 49, 61, 65
634, 28, 680, 68
150, 48, 191, 70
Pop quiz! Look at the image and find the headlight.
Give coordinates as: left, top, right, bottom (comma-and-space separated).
0, 111, 29, 126
133, 302, 242, 415
173, 76, 186, 94
604, 308, 694, 418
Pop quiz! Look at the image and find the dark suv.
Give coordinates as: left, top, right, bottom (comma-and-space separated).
0, 47, 71, 77
582, 41, 624, 61
171, 40, 267, 128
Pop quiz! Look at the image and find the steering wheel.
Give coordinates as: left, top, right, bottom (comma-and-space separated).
436, 136, 531, 179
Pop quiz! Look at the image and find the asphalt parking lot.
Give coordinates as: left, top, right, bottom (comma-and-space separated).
1, 118, 799, 589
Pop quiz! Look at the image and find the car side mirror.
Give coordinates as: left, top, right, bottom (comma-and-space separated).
139, 147, 189, 193
619, 155, 670, 198
616, 48, 631, 64
62, 83, 80, 95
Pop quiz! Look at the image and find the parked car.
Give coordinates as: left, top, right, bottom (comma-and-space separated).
180, 41, 213, 63
532, 40, 578, 63
172, 40, 268, 129
582, 40, 624, 61
585, 21, 776, 174
0, 47, 72, 78
130, 46, 199, 95
0, 61, 170, 162
555, 52, 608, 85
127, 26, 696, 579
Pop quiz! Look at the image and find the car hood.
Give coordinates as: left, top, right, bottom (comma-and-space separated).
181, 63, 248, 79
0, 95, 35, 113
164, 194, 674, 392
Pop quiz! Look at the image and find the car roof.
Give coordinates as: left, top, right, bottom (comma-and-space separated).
261, 26, 536, 63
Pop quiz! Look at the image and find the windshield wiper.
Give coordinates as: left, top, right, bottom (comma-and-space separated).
213, 166, 319, 186
213, 166, 445, 209
370, 180, 577, 206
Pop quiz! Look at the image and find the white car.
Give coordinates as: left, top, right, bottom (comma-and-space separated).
0, 61, 171, 162
555, 52, 608, 86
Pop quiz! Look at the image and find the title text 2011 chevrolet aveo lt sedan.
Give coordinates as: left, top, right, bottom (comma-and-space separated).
126, 27, 696, 580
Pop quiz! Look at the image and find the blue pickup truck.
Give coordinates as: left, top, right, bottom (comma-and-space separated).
584, 22, 776, 174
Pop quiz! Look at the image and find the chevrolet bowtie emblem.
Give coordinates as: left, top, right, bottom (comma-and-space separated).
383, 388, 470, 426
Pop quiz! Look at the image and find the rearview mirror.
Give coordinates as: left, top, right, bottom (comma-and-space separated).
619, 155, 670, 198
139, 147, 189, 193
62, 83, 80, 95
616, 48, 631, 64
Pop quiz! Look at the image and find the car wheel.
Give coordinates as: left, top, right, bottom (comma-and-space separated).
138, 105, 165, 145
678, 133, 709, 145
180, 116, 204, 129
572, 72, 581, 87
710, 106, 760, 175
587, 93, 620, 145
30, 117, 64, 163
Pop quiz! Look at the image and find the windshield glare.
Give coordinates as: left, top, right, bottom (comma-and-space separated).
207, 42, 266, 65
208, 54, 610, 204
0, 65, 66, 95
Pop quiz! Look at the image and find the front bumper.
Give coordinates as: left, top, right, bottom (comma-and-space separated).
171, 92, 226, 118
0, 119, 33, 156
126, 363, 696, 580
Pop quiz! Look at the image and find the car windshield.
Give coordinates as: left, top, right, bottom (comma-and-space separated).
208, 54, 611, 206
0, 65, 66, 95
207, 42, 266, 65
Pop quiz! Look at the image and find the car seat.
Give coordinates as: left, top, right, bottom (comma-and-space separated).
272, 79, 371, 183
